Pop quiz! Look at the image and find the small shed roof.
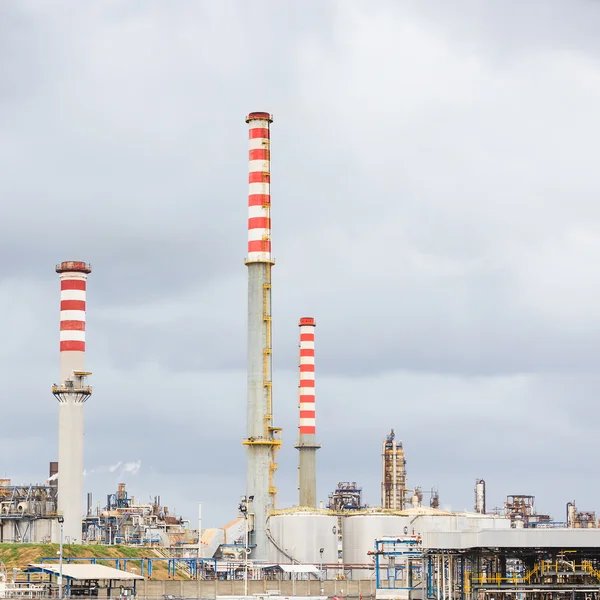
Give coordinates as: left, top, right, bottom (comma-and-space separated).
28, 564, 144, 581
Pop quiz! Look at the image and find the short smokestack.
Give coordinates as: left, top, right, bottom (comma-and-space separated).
295, 317, 320, 507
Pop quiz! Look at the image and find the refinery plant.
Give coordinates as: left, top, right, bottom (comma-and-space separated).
2, 112, 600, 600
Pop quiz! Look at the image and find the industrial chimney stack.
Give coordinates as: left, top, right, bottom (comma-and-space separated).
295, 318, 320, 507
52, 261, 92, 543
242, 112, 281, 561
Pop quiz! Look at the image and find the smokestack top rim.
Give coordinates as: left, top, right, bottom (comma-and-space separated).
56, 261, 92, 274
246, 111, 273, 123
299, 317, 316, 326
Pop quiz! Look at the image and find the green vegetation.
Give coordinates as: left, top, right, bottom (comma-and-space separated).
0, 544, 174, 577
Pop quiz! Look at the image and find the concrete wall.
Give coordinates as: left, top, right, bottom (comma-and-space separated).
136, 578, 376, 599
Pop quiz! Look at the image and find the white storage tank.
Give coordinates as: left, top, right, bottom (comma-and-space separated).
32, 517, 54, 543
268, 511, 338, 564
403, 509, 512, 536
410, 514, 460, 534
462, 513, 512, 530
342, 514, 411, 568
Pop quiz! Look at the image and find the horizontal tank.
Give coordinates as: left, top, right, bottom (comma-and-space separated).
268, 512, 338, 564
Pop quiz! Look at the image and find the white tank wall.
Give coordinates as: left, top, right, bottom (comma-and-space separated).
268, 513, 338, 564
342, 512, 513, 567
34, 518, 54, 542
410, 515, 461, 534
417, 512, 512, 532
463, 515, 512, 530
342, 514, 412, 566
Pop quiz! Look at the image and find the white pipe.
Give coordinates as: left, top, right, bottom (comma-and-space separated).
392, 442, 397, 509
244, 514, 249, 596
198, 502, 202, 559
442, 556, 446, 600
58, 520, 64, 600
445, 557, 448, 600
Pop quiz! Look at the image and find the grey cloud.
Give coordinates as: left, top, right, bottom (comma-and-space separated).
400, 0, 600, 62
3, 0, 600, 528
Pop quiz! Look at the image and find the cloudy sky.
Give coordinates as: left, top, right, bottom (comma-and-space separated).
2, 0, 600, 529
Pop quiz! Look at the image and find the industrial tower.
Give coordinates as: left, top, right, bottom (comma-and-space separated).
243, 112, 281, 561
52, 261, 92, 543
381, 429, 407, 510
474, 479, 486, 514
294, 317, 320, 507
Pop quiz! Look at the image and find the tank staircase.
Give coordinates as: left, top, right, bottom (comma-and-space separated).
153, 548, 193, 579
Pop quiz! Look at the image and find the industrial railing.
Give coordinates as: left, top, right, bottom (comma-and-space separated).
471, 561, 600, 586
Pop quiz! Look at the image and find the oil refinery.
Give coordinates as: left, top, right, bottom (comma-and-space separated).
1, 112, 600, 600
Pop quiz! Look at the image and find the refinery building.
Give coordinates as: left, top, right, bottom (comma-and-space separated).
1, 112, 600, 600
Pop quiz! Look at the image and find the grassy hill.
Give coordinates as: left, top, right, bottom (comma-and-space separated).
0, 544, 184, 579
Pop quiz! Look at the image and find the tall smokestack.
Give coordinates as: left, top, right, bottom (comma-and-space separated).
243, 112, 281, 561
52, 261, 92, 543
295, 317, 320, 507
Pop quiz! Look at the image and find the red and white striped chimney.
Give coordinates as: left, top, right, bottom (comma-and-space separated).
53, 260, 92, 544
57, 261, 91, 383
299, 318, 316, 435
296, 317, 320, 507
246, 112, 272, 264
243, 112, 280, 560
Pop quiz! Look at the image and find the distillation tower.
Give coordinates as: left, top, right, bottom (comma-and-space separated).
294, 317, 320, 507
242, 112, 281, 560
52, 261, 92, 543
475, 479, 486, 514
381, 429, 406, 510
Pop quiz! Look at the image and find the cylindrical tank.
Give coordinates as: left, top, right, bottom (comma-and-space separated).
410, 514, 459, 533
462, 513, 512, 531
342, 514, 411, 567
268, 512, 338, 564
